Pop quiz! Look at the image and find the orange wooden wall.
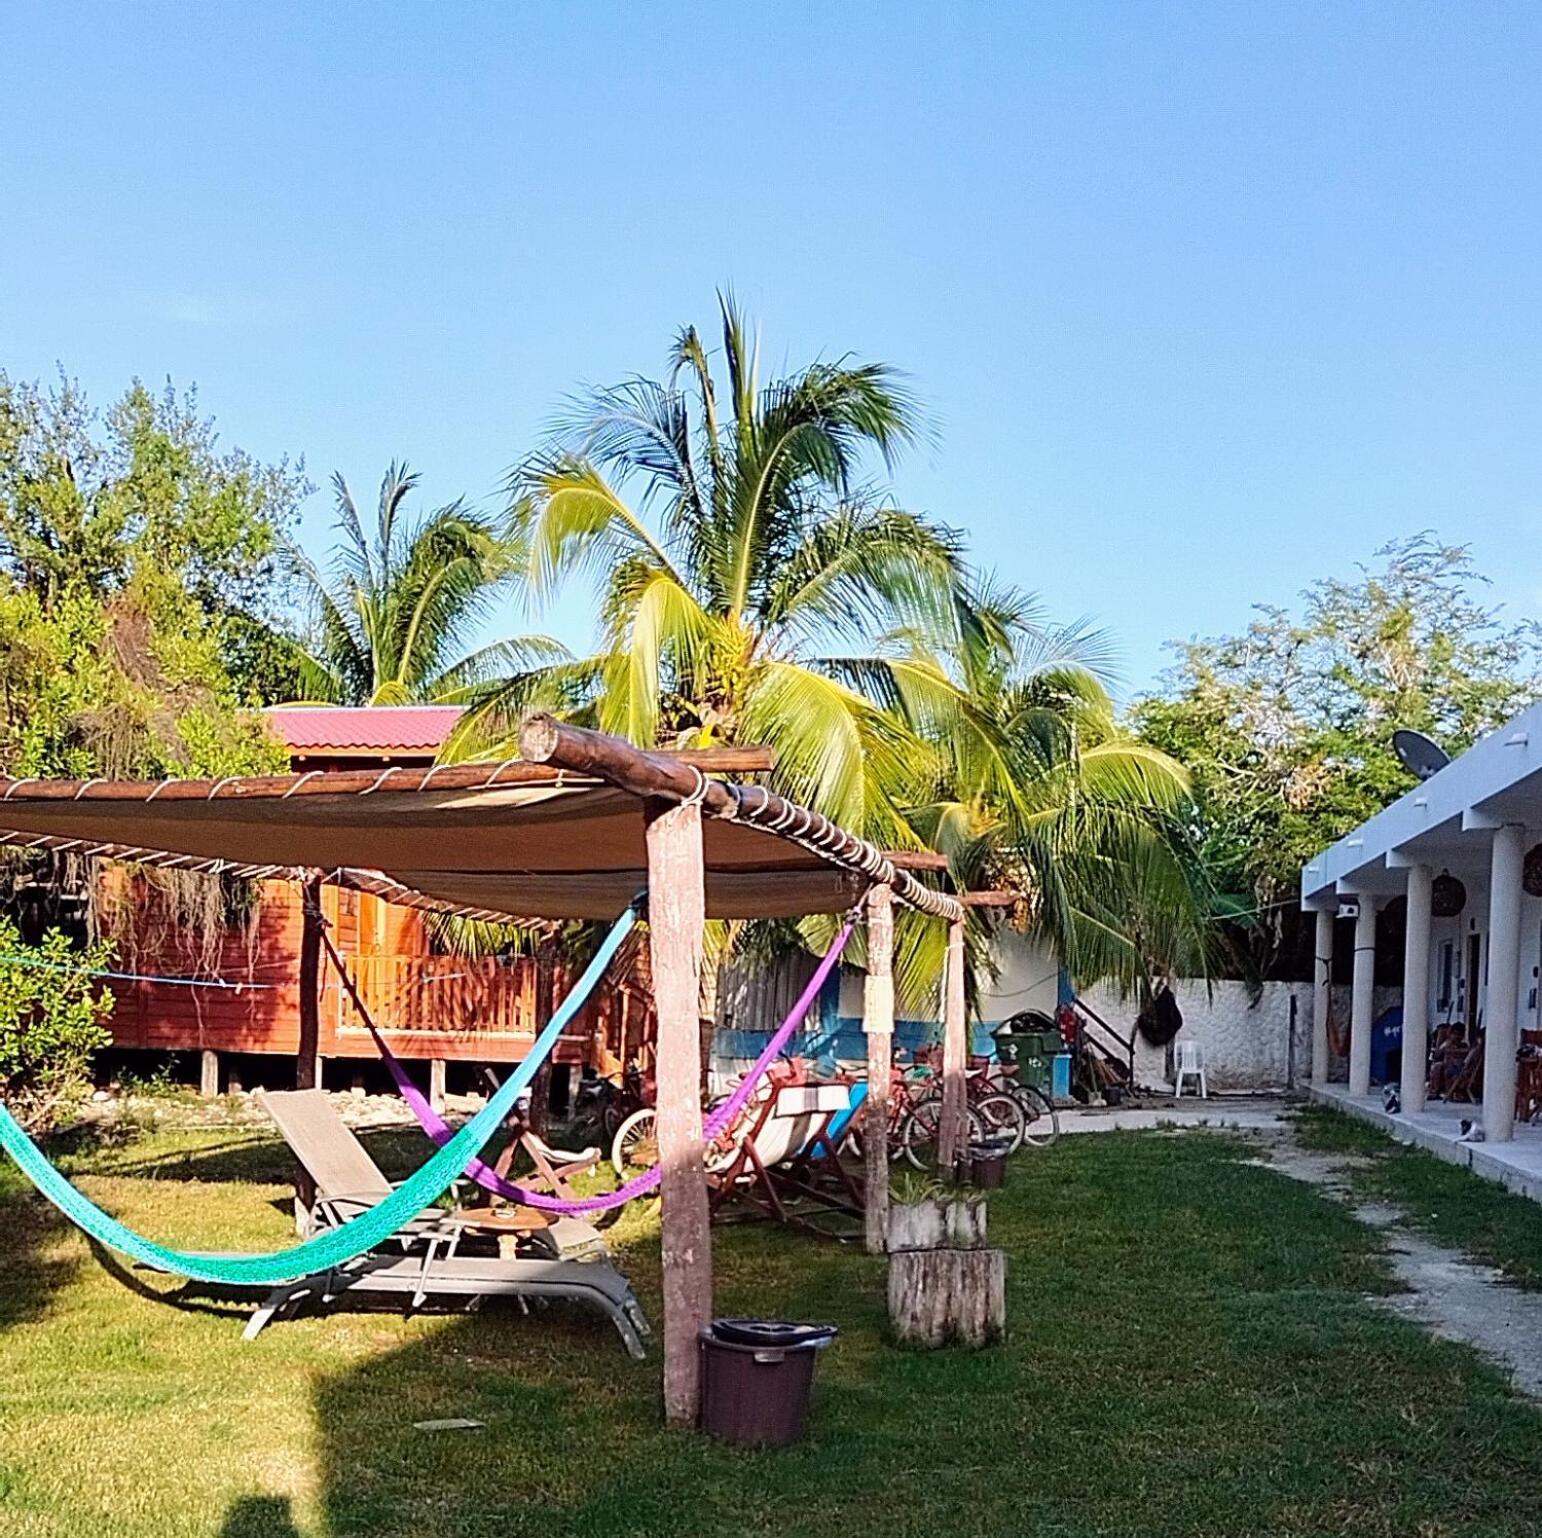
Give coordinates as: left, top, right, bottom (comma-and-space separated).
104, 877, 652, 1068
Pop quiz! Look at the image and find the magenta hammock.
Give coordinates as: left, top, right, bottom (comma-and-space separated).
332, 920, 856, 1216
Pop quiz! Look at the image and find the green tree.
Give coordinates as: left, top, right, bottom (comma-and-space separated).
1133, 535, 1542, 975
285, 463, 566, 706
0, 371, 303, 778
0, 916, 115, 1133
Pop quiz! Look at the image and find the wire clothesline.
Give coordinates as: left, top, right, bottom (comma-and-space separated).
0, 952, 501, 993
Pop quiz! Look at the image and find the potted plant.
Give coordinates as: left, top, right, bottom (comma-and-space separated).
886, 1172, 988, 1252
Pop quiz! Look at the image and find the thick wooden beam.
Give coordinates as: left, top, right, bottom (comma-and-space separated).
863, 883, 895, 1255
296, 873, 324, 1091
883, 850, 950, 872
644, 797, 713, 1429
519, 715, 963, 922
960, 890, 1020, 908
938, 918, 969, 1171
528, 942, 558, 1136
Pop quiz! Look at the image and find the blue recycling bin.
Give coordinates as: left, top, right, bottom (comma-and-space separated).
1051, 1052, 1071, 1100
1370, 1006, 1403, 1086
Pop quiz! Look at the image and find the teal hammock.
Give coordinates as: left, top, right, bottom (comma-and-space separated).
0, 901, 640, 1288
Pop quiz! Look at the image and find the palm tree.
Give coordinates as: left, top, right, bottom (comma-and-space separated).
874, 580, 1217, 994
286, 462, 567, 707
490, 295, 963, 841
484, 300, 1210, 1001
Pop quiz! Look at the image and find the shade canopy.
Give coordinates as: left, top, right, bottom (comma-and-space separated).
0, 725, 961, 923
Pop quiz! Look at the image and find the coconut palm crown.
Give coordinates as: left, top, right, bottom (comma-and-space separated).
503, 295, 965, 840
286, 462, 565, 707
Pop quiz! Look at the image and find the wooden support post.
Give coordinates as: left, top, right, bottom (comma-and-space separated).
294, 871, 325, 1213
644, 797, 713, 1429
199, 1049, 220, 1099
863, 883, 894, 1255
938, 917, 968, 1172
529, 943, 557, 1135
429, 1057, 447, 1114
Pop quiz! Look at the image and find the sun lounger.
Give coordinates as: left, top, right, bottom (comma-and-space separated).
254, 1090, 647, 1351
708, 1079, 863, 1240
243, 1251, 650, 1356
486, 1119, 611, 1259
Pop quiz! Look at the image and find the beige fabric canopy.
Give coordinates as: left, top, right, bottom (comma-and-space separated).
0, 724, 961, 922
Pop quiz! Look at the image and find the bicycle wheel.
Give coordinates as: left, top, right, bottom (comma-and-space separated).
610, 1107, 659, 1178
974, 1091, 1028, 1155
1015, 1083, 1060, 1149
900, 1095, 984, 1170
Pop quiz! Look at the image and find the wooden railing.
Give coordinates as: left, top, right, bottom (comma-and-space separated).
331, 953, 537, 1043
1069, 993, 1137, 1087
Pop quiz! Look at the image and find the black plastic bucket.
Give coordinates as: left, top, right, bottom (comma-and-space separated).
968, 1138, 1011, 1188
699, 1320, 837, 1447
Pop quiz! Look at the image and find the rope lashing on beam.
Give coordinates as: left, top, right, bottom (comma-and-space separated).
328, 910, 860, 1215
0, 901, 641, 1286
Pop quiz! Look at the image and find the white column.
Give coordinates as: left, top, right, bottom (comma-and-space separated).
1348, 900, 1378, 1096
1311, 908, 1334, 1087
1398, 864, 1433, 1114
1482, 824, 1525, 1143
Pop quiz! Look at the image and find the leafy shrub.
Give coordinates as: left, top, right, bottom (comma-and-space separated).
0, 917, 115, 1134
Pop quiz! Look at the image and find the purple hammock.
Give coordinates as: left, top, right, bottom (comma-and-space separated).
324, 920, 856, 1216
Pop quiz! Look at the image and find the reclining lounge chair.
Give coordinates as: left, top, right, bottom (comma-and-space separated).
250, 1090, 648, 1354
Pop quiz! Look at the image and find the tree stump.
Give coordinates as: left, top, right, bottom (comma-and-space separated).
888, 1247, 1006, 1348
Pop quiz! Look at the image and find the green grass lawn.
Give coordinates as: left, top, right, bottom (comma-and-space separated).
1, 1121, 1539, 1538
1293, 1104, 1542, 1290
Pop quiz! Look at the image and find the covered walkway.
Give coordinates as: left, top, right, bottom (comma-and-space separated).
1310, 1083, 1542, 1204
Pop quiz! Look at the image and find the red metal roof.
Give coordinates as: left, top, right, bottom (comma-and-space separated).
265, 706, 464, 754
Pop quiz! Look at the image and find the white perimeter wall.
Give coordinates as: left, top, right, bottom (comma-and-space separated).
1075, 978, 1401, 1092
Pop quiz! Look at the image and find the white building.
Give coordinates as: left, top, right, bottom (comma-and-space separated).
1301, 702, 1542, 1149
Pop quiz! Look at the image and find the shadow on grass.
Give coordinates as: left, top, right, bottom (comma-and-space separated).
220, 1495, 303, 1537
85, 1124, 514, 1187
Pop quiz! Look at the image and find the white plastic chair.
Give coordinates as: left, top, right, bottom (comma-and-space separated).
1173, 1038, 1207, 1099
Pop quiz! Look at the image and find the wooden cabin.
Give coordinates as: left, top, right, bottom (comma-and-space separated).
100, 707, 654, 1091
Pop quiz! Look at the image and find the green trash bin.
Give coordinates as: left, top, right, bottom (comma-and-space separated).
992, 1023, 1060, 1091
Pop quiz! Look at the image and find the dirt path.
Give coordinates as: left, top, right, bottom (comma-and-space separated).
1256, 1126, 1542, 1400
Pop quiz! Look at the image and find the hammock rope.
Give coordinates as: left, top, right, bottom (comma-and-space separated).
0, 901, 641, 1286
326, 915, 858, 1215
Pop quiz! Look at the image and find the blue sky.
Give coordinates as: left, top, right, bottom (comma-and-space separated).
2, 2, 1538, 695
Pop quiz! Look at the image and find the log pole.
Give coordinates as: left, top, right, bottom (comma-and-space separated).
938, 917, 969, 1171
644, 797, 713, 1429
863, 883, 895, 1255
519, 715, 962, 923
528, 942, 558, 1136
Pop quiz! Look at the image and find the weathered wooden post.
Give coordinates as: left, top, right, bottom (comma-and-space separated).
528, 940, 558, 1135
863, 883, 894, 1255
644, 796, 713, 1429
199, 1049, 220, 1099
937, 916, 968, 1171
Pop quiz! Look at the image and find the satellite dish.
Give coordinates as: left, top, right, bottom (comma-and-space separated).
1394, 729, 1451, 782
